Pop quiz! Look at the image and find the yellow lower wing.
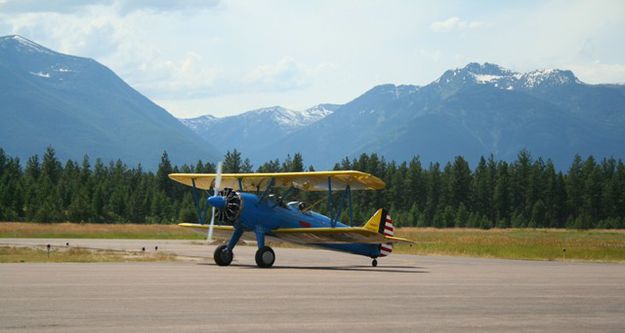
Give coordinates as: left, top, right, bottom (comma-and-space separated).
270, 227, 412, 244
178, 223, 412, 245
178, 224, 257, 242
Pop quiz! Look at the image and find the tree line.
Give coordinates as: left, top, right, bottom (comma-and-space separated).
0, 147, 623, 229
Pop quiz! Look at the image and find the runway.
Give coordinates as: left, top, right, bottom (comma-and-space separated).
1, 239, 625, 332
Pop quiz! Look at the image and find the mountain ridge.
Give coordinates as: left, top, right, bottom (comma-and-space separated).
0, 35, 220, 169
179, 104, 339, 160
183, 62, 623, 168
2, 35, 623, 169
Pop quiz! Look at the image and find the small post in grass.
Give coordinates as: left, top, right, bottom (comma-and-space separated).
562, 248, 566, 261
47, 244, 51, 258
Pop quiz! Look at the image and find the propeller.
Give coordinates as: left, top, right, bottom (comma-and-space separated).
207, 161, 223, 242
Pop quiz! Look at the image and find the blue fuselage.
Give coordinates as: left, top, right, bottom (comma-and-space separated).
236, 192, 381, 258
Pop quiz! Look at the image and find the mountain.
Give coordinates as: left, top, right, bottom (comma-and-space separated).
247, 62, 625, 168
0, 35, 219, 168
180, 104, 338, 161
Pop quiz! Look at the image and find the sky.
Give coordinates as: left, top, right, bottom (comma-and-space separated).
1, 0, 624, 118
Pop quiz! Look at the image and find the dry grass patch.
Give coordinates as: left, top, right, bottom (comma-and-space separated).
0, 222, 202, 239
394, 228, 625, 262
0, 245, 175, 263
2, 222, 624, 262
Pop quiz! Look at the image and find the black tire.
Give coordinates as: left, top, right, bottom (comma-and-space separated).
213, 245, 233, 266
372, 259, 378, 267
255, 246, 275, 268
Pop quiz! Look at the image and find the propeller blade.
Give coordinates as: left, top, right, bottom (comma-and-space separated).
215, 161, 223, 191
208, 161, 223, 242
208, 207, 216, 242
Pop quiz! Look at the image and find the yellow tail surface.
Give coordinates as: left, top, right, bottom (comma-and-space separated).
363, 208, 385, 233
362, 208, 395, 257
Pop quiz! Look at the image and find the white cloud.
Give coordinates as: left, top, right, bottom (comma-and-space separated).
242, 58, 334, 93
567, 62, 625, 84
130, 52, 222, 99
0, 0, 101, 13
0, 0, 220, 14
113, 0, 221, 15
430, 17, 485, 32
1, 1, 624, 118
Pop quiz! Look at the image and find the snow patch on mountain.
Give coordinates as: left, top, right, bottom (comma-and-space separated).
519, 69, 582, 88
29, 71, 50, 78
434, 62, 584, 90
179, 104, 337, 135
179, 114, 218, 131
0, 35, 57, 56
472, 74, 502, 83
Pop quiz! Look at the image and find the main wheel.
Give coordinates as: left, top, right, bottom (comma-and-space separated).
255, 246, 275, 268
213, 244, 233, 266
372, 259, 378, 267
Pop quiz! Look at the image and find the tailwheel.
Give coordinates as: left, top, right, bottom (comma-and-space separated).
214, 244, 233, 266
371, 259, 378, 267
255, 246, 275, 268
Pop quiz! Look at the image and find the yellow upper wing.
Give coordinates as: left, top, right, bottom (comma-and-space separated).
168, 170, 384, 192
178, 223, 412, 245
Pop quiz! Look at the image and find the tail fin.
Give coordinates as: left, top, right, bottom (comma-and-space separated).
379, 212, 394, 257
363, 209, 394, 257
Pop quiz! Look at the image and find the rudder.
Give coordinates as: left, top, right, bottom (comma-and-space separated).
379, 210, 394, 257
362, 208, 394, 257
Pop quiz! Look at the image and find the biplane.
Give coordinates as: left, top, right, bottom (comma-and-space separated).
169, 169, 412, 268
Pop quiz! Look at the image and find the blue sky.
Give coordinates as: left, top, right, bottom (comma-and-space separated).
1, 0, 624, 117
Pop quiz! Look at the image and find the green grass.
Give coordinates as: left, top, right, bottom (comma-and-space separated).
2, 222, 624, 263
0, 246, 175, 263
395, 228, 625, 262
0, 222, 203, 240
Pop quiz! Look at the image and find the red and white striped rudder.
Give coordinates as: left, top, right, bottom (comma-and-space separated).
379, 212, 394, 257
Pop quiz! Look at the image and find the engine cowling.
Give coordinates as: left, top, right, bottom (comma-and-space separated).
215, 188, 242, 224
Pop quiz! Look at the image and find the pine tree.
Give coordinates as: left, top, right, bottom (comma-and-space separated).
473, 157, 491, 217
291, 153, 304, 172
529, 200, 546, 228
493, 161, 511, 226
511, 150, 532, 218
223, 149, 243, 173
257, 159, 281, 173
566, 155, 584, 219
156, 151, 174, 197
450, 156, 472, 209
454, 203, 468, 228
583, 157, 602, 226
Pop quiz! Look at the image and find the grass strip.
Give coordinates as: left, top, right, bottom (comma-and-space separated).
0, 222, 202, 240
2, 223, 624, 262
0, 245, 175, 263
395, 228, 625, 262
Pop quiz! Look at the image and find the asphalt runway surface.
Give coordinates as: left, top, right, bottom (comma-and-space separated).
1, 238, 625, 332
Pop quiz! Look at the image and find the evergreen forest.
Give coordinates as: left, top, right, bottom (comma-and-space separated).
0, 147, 624, 229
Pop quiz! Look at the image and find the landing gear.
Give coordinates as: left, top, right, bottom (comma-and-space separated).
214, 244, 233, 266
255, 246, 275, 268
371, 259, 378, 267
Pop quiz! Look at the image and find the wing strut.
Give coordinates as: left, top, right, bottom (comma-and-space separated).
327, 178, 353, 227
347, 185, 353, 226
191, 178, 210, 225
258, 177, 276, 204
332, 185, 351, 226
327, 176, 333, 226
